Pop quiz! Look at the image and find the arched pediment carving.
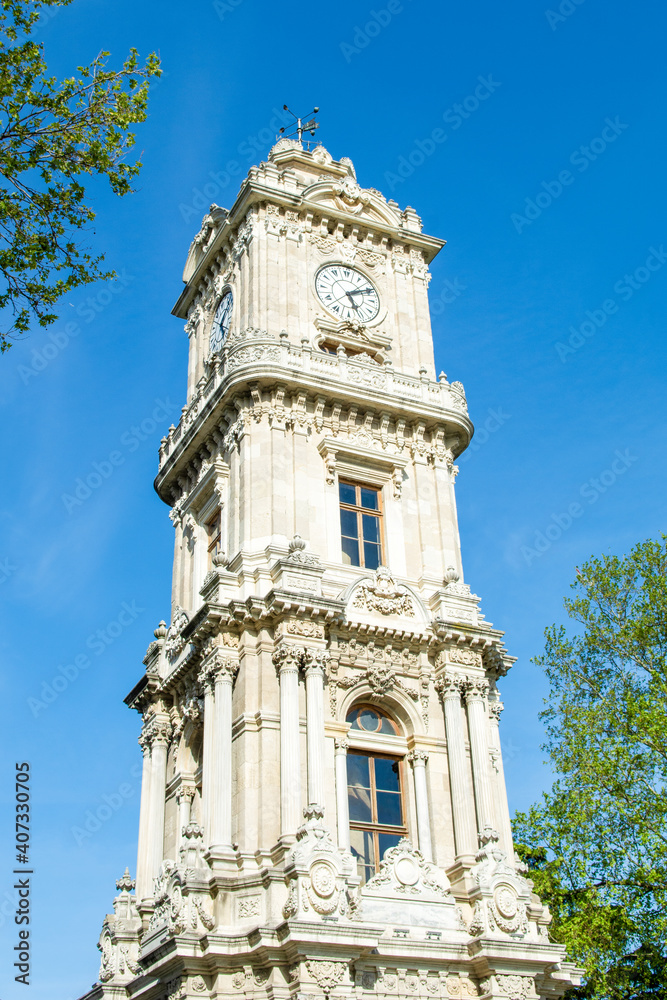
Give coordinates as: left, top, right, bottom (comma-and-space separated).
340, 568, 430, 630
303, 179, 402, 228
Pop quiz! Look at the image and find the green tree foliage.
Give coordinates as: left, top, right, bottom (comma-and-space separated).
0, 0, 161, 351
513, 536, 667, 998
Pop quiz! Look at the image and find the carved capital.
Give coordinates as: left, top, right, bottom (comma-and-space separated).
462, 677, 489, 703
407, 750, 429, 766
434, 671, 462, 701
273, 645, 302, 676
178, 784, 196, 804
489, 700, 504, 723
334, 738, 349, 753
138, 730, 152, 754
151, 721, 173, 748
301, 647, 330, 678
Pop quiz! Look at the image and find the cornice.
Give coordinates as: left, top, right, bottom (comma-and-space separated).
154, 362, 471, 503
172, 174, 446, 320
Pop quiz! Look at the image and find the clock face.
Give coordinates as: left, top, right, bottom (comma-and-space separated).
315, 265, 380, 323
210, 290, 233, 353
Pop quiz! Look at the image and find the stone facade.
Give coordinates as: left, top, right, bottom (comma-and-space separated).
79, 139, 581, 1000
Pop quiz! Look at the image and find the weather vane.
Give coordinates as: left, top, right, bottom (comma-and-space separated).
278, 105, 320, 148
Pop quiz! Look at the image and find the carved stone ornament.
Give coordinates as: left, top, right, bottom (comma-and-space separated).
491, 975, 536, 998
468, 832, 530, 938
283, 618, 325, 640
96, 869, 142, 985
284, 805, 359, 921
352, 567, 415, 617
149, 861, 216, 937
305, 959, 347, 993
165, 605, 190, 660
286, 533, 322, 566
364, 839, 452, 899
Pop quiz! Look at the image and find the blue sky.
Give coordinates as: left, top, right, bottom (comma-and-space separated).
0, 0, 665, 995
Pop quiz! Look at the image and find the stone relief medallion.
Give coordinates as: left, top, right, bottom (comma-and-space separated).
394, 856, 420, 887
494, 883, 518, 921
190, 976, 207, 993
310, 860, 337, 898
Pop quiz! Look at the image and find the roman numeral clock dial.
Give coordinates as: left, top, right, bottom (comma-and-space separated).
210, 290, 233, 354
315, 265, 380, 323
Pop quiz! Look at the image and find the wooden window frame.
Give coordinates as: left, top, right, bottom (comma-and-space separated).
339, 479, 385, 569
347, 748, 408, 880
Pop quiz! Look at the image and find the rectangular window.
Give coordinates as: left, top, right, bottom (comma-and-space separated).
206, 510, 222, 569
347, 750, 406, 884
339, 481, 383, 569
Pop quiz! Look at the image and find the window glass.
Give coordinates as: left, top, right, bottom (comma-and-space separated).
364, 541, 382, 571
339, 482, 356, 505
360, 487, 379, 510
347, 706, 398, 735
338, 481, 383, 569
350, 828, 375, 885
376, 791, 402, 826
362, 513, 380, 543
359, 708, 381, 732
341, 536, 359, 566
345, 742, 406, 884
374, 757, 401, 792
340, 508, 358, 537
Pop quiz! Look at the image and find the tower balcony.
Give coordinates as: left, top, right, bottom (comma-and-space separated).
155, 328, 472, 501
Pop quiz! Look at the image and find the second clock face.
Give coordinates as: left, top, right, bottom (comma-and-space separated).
315, 265, 380, 323
210, 290, 233, 353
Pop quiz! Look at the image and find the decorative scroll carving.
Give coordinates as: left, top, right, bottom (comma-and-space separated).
352, 568, 415, 617
165, 606, 190, 660
306, 960, 347, 992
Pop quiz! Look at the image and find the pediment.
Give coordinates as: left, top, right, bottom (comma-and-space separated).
341, 568, 429, 631
302, 178, 402, 229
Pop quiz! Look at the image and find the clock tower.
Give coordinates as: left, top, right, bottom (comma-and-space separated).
80, 139, 580, 1000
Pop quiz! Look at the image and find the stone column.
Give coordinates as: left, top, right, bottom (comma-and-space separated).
135, 730, 153, 901
334, 738, 350, 850
408, 750, 433, 862
436, 673, 476, 860
302, 648, 328, 809
201, 668, 216, 850
176, 784, 195, 857
273, 647, 302, 841
489, 700, 514, 857
464, 678, 496, 841
145, 720, 172, 894
208, 658, 238, 859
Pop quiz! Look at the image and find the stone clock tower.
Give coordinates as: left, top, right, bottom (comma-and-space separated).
80, 140, 580, 1000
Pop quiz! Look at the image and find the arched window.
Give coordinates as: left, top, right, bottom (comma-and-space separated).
345, 705, 407, 884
